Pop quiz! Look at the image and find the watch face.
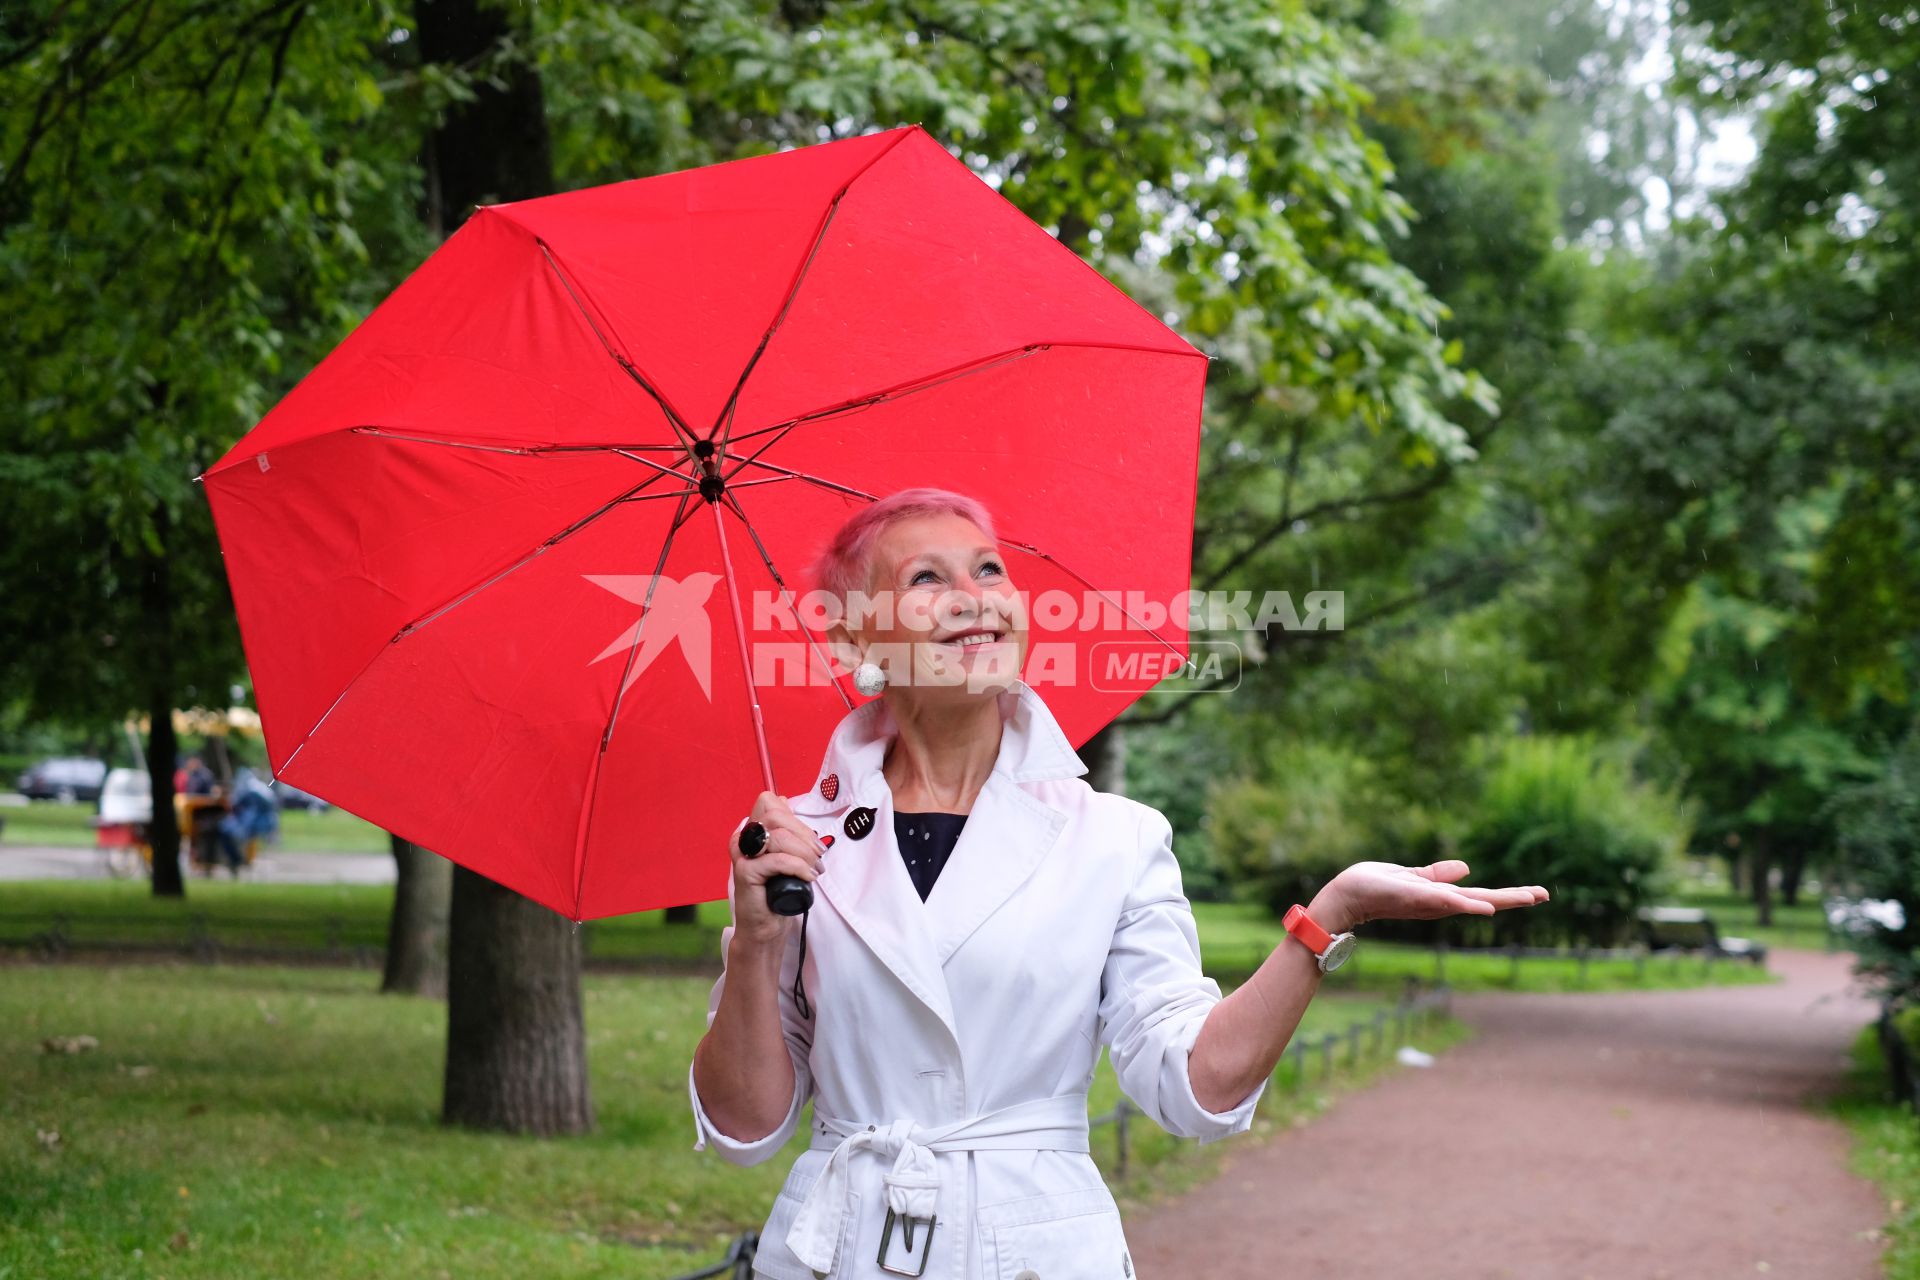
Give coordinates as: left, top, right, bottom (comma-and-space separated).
1320, 933, 1358, 973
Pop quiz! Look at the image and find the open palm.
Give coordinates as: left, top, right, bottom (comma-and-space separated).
1319, 859, 1548, 932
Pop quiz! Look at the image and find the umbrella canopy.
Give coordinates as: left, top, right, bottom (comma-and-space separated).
199, 124, 1205, 921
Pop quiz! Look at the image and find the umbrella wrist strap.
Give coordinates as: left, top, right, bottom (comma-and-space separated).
793, 909, 812, 1020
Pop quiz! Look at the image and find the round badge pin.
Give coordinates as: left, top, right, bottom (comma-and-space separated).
843, 806, 876, 841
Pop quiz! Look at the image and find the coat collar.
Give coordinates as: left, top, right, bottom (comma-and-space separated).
790, 679, 1087, 1048
792, 677, 1088, 807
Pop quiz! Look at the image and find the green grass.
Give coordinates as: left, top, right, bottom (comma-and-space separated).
0, 885, 1776, 993
1831, 1013, 1920, 1278
0, 963, 1437, 1279
1, 800, 392, 853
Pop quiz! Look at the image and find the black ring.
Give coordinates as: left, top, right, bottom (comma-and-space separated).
738, 820, 768, 858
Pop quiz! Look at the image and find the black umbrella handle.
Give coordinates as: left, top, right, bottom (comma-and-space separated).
765, 874, 814, 916
740, 820, 815, 916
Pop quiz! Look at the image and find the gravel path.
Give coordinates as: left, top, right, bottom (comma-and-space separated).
0, 843, 395, 883
1125, 949, 1888, 1279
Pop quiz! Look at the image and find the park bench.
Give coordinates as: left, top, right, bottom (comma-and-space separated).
1635, 906, 1768, 966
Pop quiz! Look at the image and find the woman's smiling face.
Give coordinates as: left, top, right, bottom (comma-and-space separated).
845, 511, 1027, 699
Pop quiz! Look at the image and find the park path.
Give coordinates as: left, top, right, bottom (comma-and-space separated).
0, 843, 394, 884
1125, 949, 1889, 1280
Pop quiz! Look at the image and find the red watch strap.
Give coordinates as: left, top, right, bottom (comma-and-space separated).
1283, 904, 1335, 955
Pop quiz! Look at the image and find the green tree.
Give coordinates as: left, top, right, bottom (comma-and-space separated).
1, 0, 427, 895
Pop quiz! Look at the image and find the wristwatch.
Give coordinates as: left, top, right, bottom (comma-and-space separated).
1282, 904, 1358, 974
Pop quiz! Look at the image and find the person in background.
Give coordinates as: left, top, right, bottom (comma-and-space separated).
213, 767, 280, 877
178, 754, 216, 797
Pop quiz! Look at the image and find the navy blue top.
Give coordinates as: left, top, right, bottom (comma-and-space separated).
895, 810, 968, 902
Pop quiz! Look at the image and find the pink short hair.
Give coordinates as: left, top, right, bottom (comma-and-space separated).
809, 487, 1000, 612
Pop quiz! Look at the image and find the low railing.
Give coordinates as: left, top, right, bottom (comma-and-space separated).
1091, 981, 1452, 1177
1879, 1004, 1920, 1113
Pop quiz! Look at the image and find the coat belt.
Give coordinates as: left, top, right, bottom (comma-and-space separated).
786, 1092, 1091, 1273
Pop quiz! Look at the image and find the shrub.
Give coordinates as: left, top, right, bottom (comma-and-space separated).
1206, 743, 1375, 915
1830, 721, 1920, 1005
1454, 735, 1689, 946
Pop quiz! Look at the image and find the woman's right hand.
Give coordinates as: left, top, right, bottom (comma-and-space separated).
729, 790, 828, 949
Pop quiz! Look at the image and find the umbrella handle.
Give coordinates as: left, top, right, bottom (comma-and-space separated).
709, 495, 814, 919
765, 874, 813, 916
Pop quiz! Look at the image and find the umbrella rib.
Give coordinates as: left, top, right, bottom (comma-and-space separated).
999, 535, 1186, 658
612, 448, 690, 481
721, 344, 1047, 480
353, 426, 540, 455
725, 474, 801, 491
352, 427, 687, 457
275, 465, 692, 779
730, 458, 877, 503
709, 193, 842, 448
710, 126, 916, 453
571, 484, 699, 916
721, 488, 855, 711
389, 473, 692, 643
535, 238, 701, 453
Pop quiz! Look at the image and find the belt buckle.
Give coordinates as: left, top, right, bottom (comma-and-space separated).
876, 1206, 937, 1276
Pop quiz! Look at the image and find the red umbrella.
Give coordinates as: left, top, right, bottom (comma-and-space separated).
198, 124, 1204, 922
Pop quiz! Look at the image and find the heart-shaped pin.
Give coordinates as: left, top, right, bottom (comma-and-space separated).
819, 773, 840, 802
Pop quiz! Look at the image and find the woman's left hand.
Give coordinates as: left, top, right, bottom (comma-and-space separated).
1309, 859, 1548, 934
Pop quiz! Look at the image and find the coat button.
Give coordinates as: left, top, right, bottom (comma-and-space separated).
1014, 1271, 1040, 1280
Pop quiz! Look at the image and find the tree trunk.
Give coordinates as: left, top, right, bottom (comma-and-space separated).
416, 0, 590, 1135
383, 835, 452, 997
415, 0, 554, 235
1080, 721, 1127, 796
442, 866, 594, 1134
1780, 848, 1806, 908
140, 506, 184, 899
1750, 833, 1774, 928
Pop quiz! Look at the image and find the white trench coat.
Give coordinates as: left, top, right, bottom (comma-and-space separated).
687, 678, 1267, 1280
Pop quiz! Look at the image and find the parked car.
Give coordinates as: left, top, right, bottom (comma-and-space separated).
16, 756, 108, 803
270, 779, 331, 813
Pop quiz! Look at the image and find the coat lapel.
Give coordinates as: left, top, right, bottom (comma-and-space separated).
922, 770, 1067, 965
790, 679, 1086, 1049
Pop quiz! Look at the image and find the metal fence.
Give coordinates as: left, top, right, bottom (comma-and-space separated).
1879, 1004, 1920, 1113
665, 1231, 760, 1280
1, 908, 1772, 986
1089, 981, 1453, 1178
1202, 939, 1766, 991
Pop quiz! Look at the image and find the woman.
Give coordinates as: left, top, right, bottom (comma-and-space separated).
689, 488, 1548, 1280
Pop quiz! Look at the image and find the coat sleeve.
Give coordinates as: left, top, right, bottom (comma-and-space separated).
687, 828, 814, 1166
1096, 804, 1267, 1144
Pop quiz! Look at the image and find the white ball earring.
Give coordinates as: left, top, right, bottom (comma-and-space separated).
853, 660, 887, 696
